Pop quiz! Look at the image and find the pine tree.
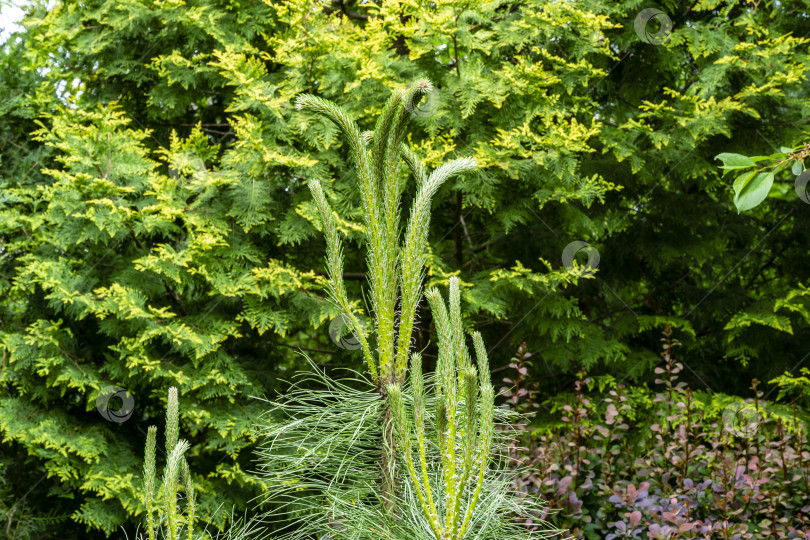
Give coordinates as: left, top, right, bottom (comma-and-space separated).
296, 80, 476, 510
257, 82, 557, 539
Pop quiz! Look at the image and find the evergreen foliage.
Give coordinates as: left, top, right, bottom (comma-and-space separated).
387, 278, 498, 539
0, 0, 809, 535
296, 79, 477, 512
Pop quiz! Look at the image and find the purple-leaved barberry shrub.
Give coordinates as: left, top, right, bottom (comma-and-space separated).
502, 326, 810, 539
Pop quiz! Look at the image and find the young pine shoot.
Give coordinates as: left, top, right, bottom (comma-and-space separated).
261, 80, 559, 539
142, 387, 196, 540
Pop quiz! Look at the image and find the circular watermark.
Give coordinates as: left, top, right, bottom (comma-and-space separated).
794, 171, 810, 204
634, 8, 673, 45
722, 401, 762, 438
169, 153, 208, 191
404, 87, 440, 118
562, 241, 601, 276
329, 314, 363, 350
96, 385, 135, 423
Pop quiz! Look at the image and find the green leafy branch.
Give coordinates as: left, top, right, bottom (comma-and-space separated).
715, 142, 809, 213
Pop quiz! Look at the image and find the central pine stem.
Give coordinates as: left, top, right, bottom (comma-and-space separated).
381, 396, 397, 513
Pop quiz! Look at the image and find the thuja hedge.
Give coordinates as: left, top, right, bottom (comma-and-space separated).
1, 0, 809, 535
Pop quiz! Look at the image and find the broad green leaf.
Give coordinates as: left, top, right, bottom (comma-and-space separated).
733, 171, 755, 194
780, 146, 794, 154
733, 171, 775, 213
716, 153, 756, 176
792, 161, 804, 176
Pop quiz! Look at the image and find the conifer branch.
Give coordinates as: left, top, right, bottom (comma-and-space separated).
395, 158, 477, 382
295, 97, 386, 362
393, 278, 495, 540
298, 82, 479, 525
457, 331, 494, 539
309, 179, 378, 382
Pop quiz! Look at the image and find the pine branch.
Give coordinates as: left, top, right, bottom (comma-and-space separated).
309, 179, 378, 382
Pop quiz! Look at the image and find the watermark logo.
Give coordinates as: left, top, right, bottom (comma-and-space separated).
329, 314, 363, 350
721, 401, 762, 438
794, 170, 810, 204
634, 8, 673, 45
168, 152, 208, 192
562, 241, 601, 277
96, 385, 135, 423
404, 88, 440, 118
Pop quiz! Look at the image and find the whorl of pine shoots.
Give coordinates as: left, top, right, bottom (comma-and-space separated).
300, 81, 476, 388
166, 386, 179, 456
394, 281, 496, 539
372, 85, 402, 382
143, 425, 158, 540
379, 79, 433, 383
298, 83, 482, 530
163, 438, 190, 540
